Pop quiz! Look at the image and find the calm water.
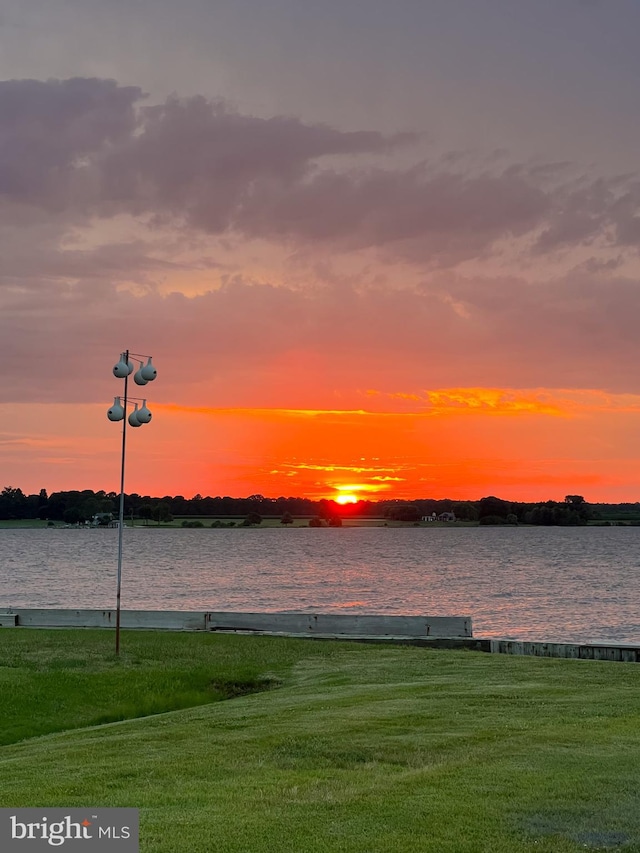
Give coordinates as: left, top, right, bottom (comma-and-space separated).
1, 526, 639, 643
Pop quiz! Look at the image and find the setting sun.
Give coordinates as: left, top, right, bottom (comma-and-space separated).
335, 494, 359, 505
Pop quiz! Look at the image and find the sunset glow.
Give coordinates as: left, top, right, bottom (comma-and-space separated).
2, 385, 640, 502
2, 3, 640, 503
335, 494, 360, 505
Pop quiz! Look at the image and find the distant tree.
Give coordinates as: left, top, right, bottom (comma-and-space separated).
451, 501, 479, 521
478, 496, 510, 520
564, 494, 590, 522
308, 516, 323, 527
317, 499, 335, 520
80, 496, 101, 520
63, 507, 85, 525
242, 512, 262, 526
45, 492, 67, 521
189, 494, 203, 517
246, 494, 265, 514
328, 515, 343, 527
155, 502, 173, 524
139, 504, 153, 525
0, 486, 28, 520
170, 495, 188, 515
384, 504, 421, 522
524, 499, 589, 526
280, 512, 294, 525
37, 488, 49, 519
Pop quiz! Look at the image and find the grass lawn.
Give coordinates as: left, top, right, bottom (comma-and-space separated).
1, 631, 639, 852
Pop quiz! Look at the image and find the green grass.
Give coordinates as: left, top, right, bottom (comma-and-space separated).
1, 631, 640, 852
0, 631, 314, 744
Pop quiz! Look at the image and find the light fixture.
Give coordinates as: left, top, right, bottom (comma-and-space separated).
108, 349, 158, 654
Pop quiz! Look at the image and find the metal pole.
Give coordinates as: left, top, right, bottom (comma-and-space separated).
115, 349, 129, 655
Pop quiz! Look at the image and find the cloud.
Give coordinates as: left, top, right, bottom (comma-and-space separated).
0, 232, 185, 292
3, 75, 640, 269
2, 75, 640, 416
0, 77, 411, 220
234, 164, 551, 264
0, 77, 141, 209
1, 263, 640, 408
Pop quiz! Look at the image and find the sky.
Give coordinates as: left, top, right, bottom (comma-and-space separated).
2, 0, 640, 503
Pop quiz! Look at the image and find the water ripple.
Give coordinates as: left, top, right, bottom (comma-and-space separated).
1, 526, 639, 642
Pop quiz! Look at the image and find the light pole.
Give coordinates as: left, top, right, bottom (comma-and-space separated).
107, 350, 158, 655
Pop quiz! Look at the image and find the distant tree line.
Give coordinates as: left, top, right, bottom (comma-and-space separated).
0, 485, 633, 526
473, 494, 592, 526
379, 494, 593, 525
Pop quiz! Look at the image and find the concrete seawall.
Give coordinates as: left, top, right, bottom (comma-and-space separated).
1, 609, 638, 662
0, 609, 472, 638
208, 611, 472, 637
488, 638, 640, 663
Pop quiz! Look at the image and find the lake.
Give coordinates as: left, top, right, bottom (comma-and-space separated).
1, 526, 639, 643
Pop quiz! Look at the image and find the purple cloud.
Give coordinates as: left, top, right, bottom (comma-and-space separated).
0, 77, 141, 208
3, 76, 640, 265
2, 75, 640, 411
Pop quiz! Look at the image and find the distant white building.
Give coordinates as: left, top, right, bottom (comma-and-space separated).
91, 512, 114, 527
437, 512, 456, 522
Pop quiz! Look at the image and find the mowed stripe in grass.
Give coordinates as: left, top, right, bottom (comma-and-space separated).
1, 631, 640, 852
0, 629, 323, 744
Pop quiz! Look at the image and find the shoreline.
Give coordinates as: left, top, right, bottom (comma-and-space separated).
2, 608, 639, 662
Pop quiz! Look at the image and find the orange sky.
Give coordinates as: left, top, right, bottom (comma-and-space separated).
3, 388, 640, 503
3, 18, 640, 504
